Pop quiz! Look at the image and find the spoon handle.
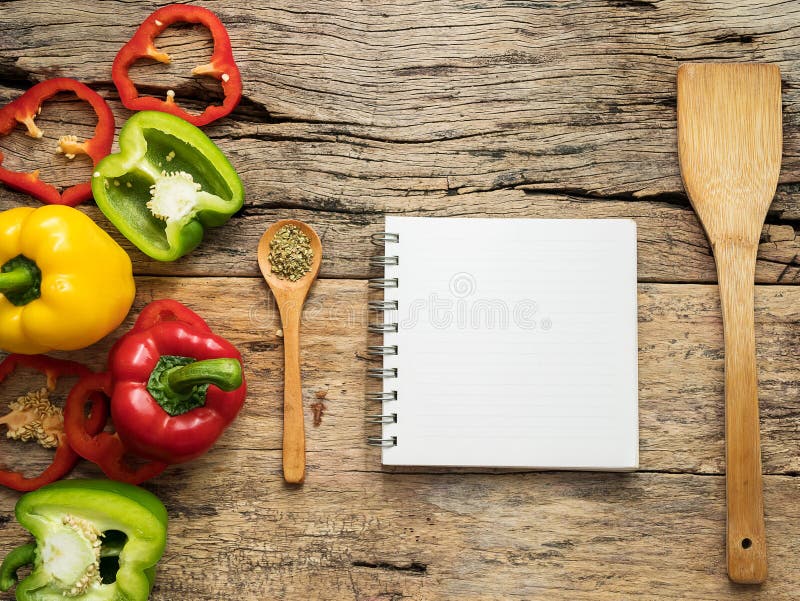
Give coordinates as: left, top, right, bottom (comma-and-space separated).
280, 303, 305, 484
716, 241, 767, 583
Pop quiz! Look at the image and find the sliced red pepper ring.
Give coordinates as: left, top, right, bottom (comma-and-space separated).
112, 4, 242, 127
0, 78, 115, 206
0, 354, 107, 491
63, 372, 168, 484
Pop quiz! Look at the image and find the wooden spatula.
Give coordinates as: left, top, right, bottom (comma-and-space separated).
677, 63, 781, 584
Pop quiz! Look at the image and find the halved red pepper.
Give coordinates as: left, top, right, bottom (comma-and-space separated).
0, 78, 115, 206
112, 4, 242, 127
0, 354, 107, 491
64, 300, 246, 484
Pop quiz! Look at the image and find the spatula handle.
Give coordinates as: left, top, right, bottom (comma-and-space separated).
716, 241, 767, 583
280, 303, 305, 484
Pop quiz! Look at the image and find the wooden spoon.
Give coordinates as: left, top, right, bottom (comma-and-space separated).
258, 219, 322, 484
677, 63, 781, 584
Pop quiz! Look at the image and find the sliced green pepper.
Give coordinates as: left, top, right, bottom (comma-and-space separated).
0, 479, 167, 600
92, 111, 244, 261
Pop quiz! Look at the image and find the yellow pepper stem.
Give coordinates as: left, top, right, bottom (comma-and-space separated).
0, 255, 41, 306
0, 267, 33, 294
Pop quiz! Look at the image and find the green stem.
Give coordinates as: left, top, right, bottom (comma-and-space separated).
0, 255, 41, 306
0, 542, 36, 591
165, 358, 242, 393
147, 356, 242, 417
0, 267, 33, 294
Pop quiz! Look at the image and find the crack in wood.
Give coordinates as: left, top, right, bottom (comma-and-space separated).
700, 33, 757, 46
224, 127, 504, 145
776, 254, 799, 282
240, 200, 384, 218
351, 560, 428, 575
521, 186, 692, 208
0, 58, 40, 91
607, 0, 658, 10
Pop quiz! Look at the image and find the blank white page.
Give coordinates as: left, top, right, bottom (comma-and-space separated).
379, 217, 638, 469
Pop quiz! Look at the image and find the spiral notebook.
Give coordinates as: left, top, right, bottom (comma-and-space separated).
367, 217, 639, 470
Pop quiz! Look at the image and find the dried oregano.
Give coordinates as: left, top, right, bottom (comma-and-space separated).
269, 224, 313, 281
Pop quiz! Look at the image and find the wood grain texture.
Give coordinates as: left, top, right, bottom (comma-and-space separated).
1, 0, 800, 598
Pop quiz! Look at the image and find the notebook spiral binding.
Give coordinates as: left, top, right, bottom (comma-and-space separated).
369, 300, 398, 311
367, 232, 400, 448
367, 436, 397, 447
370, 256, 399, 266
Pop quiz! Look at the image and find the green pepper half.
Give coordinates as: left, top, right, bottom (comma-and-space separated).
0, 479, 167, 600
92, 111, 244, 261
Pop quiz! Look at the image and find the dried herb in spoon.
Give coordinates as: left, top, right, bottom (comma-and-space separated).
269, 224, 314, 281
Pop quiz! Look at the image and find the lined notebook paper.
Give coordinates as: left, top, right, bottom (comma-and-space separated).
374, 217, 639, 469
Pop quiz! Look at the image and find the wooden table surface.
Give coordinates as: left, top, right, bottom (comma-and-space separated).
1, 1, 800, 599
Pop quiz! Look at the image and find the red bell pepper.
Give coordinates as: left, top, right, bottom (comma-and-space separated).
0, 354, 106, 491
0, 78, 115, 206
63, 372, 168, 485
64, 300, 246, 484
112, 4, 242, 127
109, 299, 246, 463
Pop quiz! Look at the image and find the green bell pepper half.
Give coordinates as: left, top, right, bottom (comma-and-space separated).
0, 479, 167, 600
92, 110, 244, 262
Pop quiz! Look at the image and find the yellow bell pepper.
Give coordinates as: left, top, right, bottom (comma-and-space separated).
0, 205, 135, 354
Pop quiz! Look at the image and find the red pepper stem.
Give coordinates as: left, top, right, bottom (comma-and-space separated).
0, 267, 32, 294
164, 358, 242, 394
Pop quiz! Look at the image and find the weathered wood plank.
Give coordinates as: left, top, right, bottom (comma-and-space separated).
1, 466, 799, 600
2, 101, 799, 282
1, 186, 799, 283
135, 472, 800, 600
1, 277, 799, 482
3, 0, 800, 201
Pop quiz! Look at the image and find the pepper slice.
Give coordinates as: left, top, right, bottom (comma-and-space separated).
0, 78, 114, 206
108, 299, 246, 464
0, 479, 167, 600
0, 354, 107, 491
63, 372, 168, 485
112, 4, 242, 127
91, 111, 244, 262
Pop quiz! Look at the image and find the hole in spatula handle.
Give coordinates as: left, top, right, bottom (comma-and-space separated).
741, 538, 753, 550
